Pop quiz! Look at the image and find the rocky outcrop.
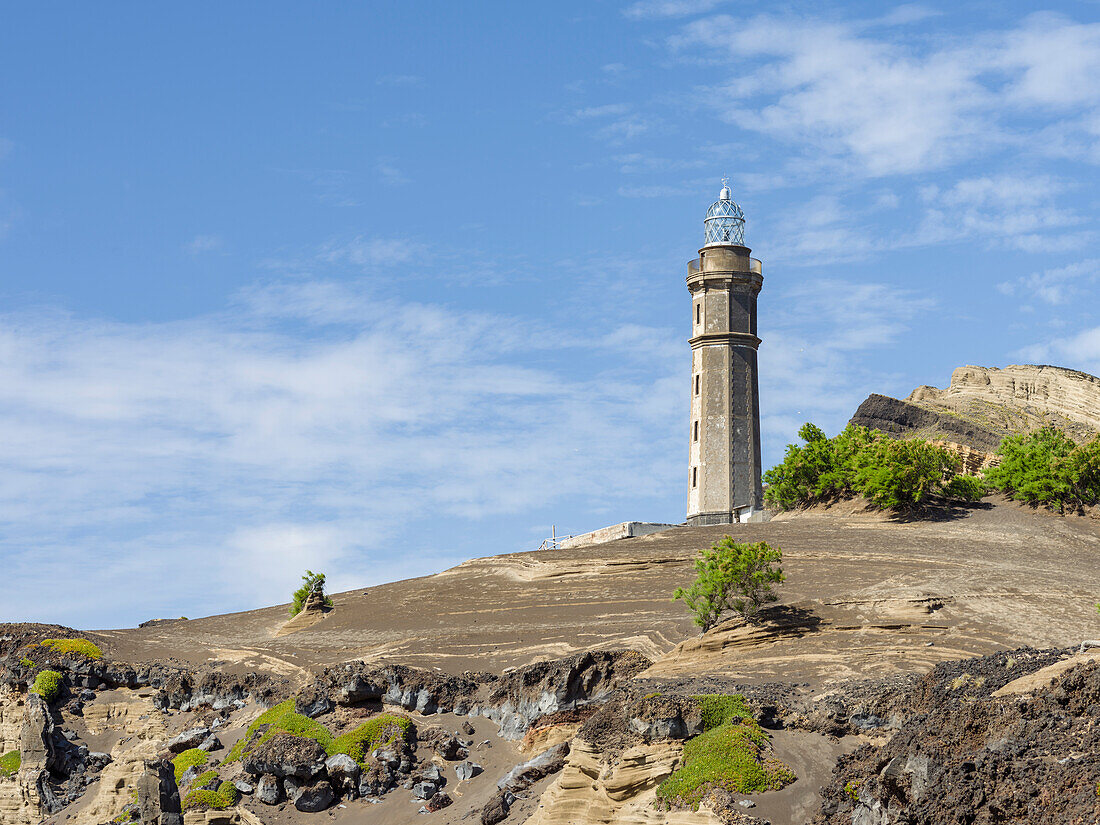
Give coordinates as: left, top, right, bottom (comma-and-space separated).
520, 738, 725, 825
135, 759, 182, 825
850, 364, 1100, 459
312, 650, 651, 740
815, 648, 1098, 824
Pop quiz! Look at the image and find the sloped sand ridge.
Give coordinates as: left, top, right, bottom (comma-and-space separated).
94, 497, 1100, 687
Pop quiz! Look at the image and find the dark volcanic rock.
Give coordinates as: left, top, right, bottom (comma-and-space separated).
481, 789, 514, 825
242, 733, 327, 779
849, 393, 1003, 451
293, 780, 335, 813
815, 650, 1100, 825
256, 773, 281, 805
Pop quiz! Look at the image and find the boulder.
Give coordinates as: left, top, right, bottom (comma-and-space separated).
455, 760, 483, 781
256, 773, 281, 805
295, 684, 333, 719
198, 734, 222, 753
233, 779, 254, 795
325, 753, 360, 792
293, 780, 335, 813
412, 780, 438, 799
428, 791, 453, 811
165, 727, 211, 754
135, 759, 183, 825
242, 733, 327, 779
481, 789, 514, 825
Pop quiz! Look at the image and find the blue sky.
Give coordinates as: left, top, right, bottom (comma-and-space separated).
1, 2, 1098, 627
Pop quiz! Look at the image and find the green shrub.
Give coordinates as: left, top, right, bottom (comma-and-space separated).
0, 750, 20, 777
674, 538, 785, 632
19, 658, 33, 669
225, 699, 412, 767
694, 694, 752, 731
656, 694, 794, 810
31, 670, 63, 702
764, 423, 966, 511
985, 429, 1100, 511
182, 780, 238, 810
329, 715, 413, 763
944, 474, 987, 502
290, 570, 333, 617
40, 638, 103, 659
172, 748, 209, 783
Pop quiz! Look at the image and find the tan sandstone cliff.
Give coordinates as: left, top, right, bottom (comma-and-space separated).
849, 364, 1100, 466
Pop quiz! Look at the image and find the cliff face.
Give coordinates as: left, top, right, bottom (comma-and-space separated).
850, 364, 1100, 459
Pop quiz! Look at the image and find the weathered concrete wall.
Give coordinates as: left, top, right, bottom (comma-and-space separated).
558, 522, 678, 550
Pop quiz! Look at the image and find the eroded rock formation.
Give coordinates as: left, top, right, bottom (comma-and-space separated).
850, 364, 1100, 463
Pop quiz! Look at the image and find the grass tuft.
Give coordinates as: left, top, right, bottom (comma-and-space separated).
224, 699, 411, 766
172, 749, 209, 783
656, 694, 794, 811
0, 750, 20, 777
182, 780, 238, 810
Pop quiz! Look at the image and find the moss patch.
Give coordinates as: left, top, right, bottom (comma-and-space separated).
182, 780, 238, 810
31, 670, 63, 702
225, 699, 412, 766
40, 638, 103, 659
18, 658, 33, 669
656, 694, 795, 811
0, 750, 20, 777
172, 748, 209, 783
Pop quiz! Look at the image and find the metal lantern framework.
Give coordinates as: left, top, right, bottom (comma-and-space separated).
703, 177, 746, 247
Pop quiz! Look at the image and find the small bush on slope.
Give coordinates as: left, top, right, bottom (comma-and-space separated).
656, 694, 794, 810
985, 429, 1100, 511
674, 538, 785, 632
289, 570, 333, 617
30, 670, 62, 702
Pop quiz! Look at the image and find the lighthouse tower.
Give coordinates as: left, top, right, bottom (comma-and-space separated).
686, 180, 764, 525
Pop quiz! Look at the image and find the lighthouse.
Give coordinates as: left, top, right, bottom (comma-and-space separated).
686, 180, 764, 525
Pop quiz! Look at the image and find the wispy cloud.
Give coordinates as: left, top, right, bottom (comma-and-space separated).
376, 160, 409, 187
1018, 325, 1100, 375
623, 0, 728, 20
670, 12, 1100, 177
998, 259, 1100, 305
186, 234, 222, 254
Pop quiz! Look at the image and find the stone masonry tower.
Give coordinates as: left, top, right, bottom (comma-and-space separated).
686, 179, 764, 525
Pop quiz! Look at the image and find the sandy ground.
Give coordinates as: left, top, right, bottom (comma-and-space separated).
89, 497, 1100, 689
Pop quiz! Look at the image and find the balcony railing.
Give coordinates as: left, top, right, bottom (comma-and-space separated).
687, 257, 763, 275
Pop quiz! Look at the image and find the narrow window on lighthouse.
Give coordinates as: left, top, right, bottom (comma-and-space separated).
695, 303, 700, 324
693, 421, 699, 442
692, 467, 697, 488
695, 374, 700, 395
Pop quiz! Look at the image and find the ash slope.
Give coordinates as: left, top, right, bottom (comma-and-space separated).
95, 496, 1100, 686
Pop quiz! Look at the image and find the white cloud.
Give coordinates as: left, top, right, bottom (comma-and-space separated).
670, 12, 1100, 177
0, 279, 684, 626
999, 259, 1100, 305
1018, 325, 1100, 375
